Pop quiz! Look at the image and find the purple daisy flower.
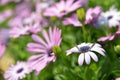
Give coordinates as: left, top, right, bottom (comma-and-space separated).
0, 29, 9, 58
66, 43, 105, 66
4, 61, 31, 80
85, 6, 102, 25
27, 27, 62, 75
44, 0, 88, 17
62, 14, 82, 27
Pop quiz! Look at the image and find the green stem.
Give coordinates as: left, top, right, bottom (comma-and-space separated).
81, 25, 87, 41
81, 25, 91, 42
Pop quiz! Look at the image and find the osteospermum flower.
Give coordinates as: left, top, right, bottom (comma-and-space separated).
44, 0, 88, 17
85, 6, 102, 25
27, 27, 62, 75
62, 14, 82, 27
66, 43, 105, 66
0, 29, 9, 58
101, 6, 120, 27
4, 61, 31, 80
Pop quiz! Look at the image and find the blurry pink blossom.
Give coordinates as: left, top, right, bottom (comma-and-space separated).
98, 25, 120, 41
116, 77, 120, 80
27, 27, 62, 75
0, 29, 9, 58
0, 9, 13, 23
85, 6, 102, 24
9, 24, 30, 38
0, 0, 21, 5
9, 22, 41, 38
9, 9, 44, 38
62, 14, 82, 27
15, 2, 32, 18
44, 0, 88, 17
35, 0, 55, 11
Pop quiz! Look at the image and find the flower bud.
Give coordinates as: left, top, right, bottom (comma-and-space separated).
114, 45, 120, 54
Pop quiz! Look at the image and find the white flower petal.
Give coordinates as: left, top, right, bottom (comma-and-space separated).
78, 53, 84, 66
85, 53, 91, 64
88, 52, 98, 62
66, 47, 79, 55
91, 47, 105, 56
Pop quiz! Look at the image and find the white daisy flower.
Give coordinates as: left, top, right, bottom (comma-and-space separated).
101, 6, 120, 27
66, 43, 105, 66
4, 61, 31, 80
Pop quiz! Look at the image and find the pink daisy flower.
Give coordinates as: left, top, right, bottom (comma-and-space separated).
0, 29, 9, 58
27, 26, 62, 75
66, 43, 105, 66
85, 6, 102, 24
9, 12, 41, 38
44, 0, 88, 17
62, 14, 82, 27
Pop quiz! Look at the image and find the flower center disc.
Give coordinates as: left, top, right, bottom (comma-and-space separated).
79, 46, 90, 53
107, 15, 113, 20
17, 68, 24, 73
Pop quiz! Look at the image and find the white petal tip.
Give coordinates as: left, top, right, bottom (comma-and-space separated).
66, 50, 72, 55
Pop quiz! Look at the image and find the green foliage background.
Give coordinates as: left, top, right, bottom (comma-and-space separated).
1, 0, 120, 80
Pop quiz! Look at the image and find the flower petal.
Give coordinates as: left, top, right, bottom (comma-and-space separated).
78, 53, 84, 66
91, 47, 105, 56
0, 44, 6, 58
88, 52, 98, 62
85, 53, 91, 64
66, 47, 79, 55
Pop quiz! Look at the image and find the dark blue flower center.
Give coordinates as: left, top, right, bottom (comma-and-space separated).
79, 46, 90, 53
17, 68, 24, 73
107, 15, 113, 20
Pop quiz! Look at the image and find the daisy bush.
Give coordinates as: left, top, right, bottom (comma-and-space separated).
1, 0, 120, 80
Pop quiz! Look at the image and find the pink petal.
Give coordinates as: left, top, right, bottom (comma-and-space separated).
0, 44, 6, 58
65, 0, 74, 9
32, 35, 48, 47
27, 43, 45, 49
42, 30, 51, 45
27, 48, 46, 53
